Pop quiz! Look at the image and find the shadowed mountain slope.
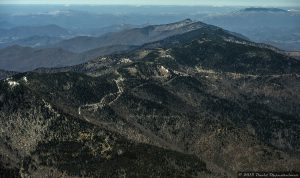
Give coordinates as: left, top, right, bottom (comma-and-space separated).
0, 44, 135, 72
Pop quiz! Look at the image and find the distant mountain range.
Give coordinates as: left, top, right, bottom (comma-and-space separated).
1, 19, 299, 177
0, 24, 72, 40
0, 19, 296, 72
241, 7, 288, 13
1, 6, 299, 52
0, 24, 143, 49
0, 19, 211, 71
203, 7, 300, 51
49, 19, 206, 53
0, 24, 76, 52
0, 35, 64, 48
0, 20, 15, 29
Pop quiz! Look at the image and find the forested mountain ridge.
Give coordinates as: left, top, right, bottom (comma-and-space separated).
0, 20, 300, 177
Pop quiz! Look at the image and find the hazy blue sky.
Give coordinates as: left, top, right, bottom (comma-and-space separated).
0, 0, 299, 6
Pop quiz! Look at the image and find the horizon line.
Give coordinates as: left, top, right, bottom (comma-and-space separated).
0, 3, 299, 7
